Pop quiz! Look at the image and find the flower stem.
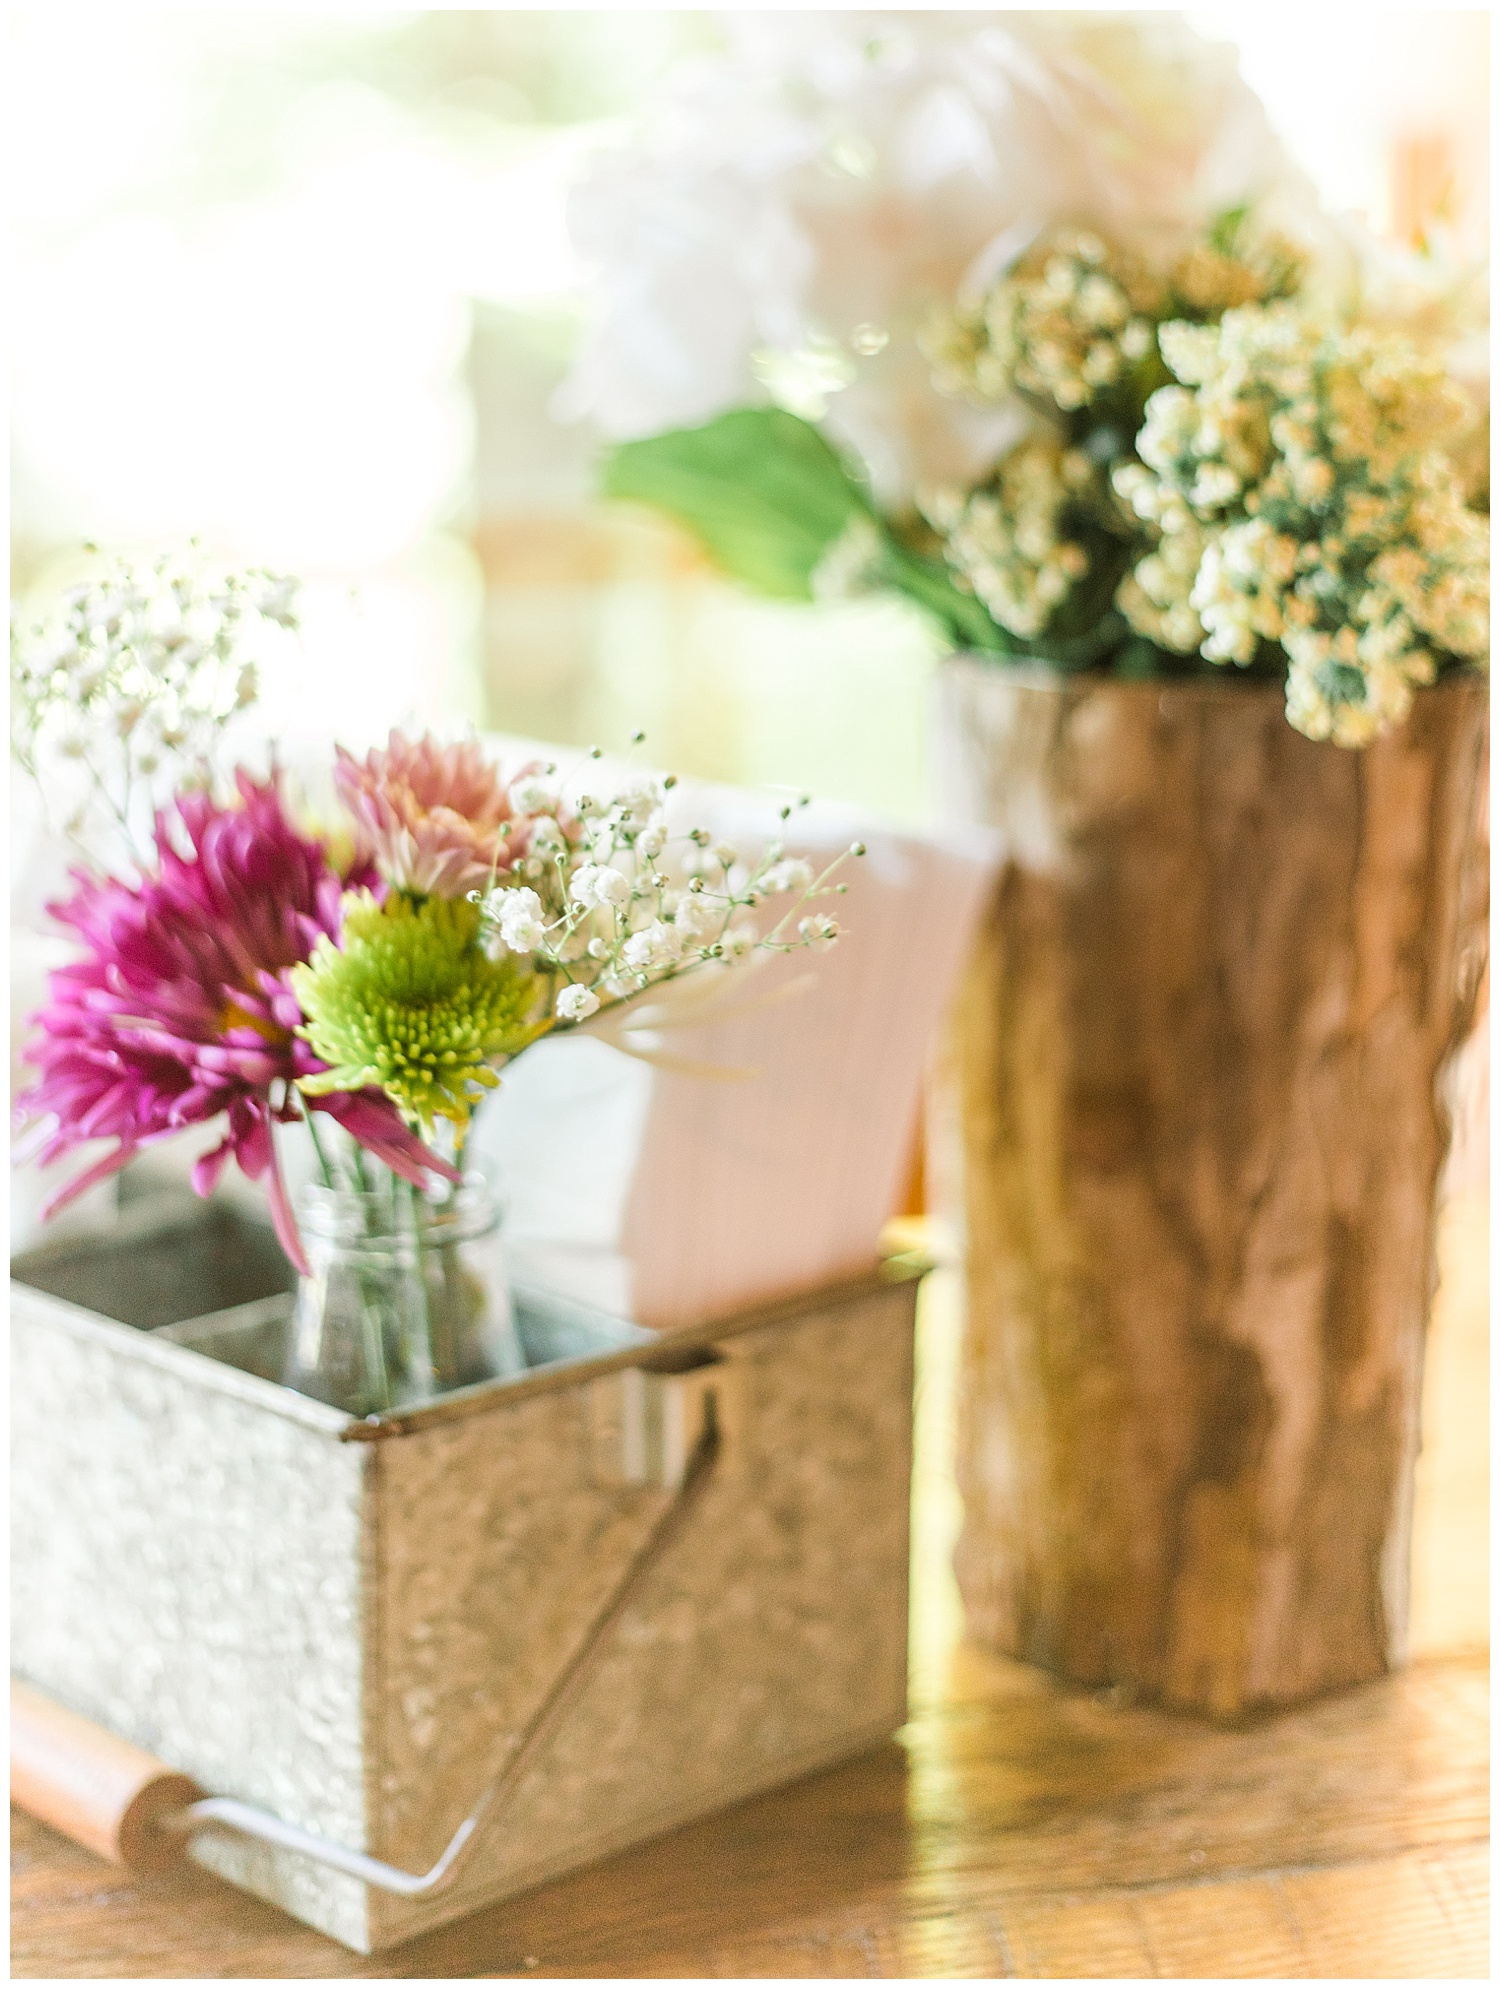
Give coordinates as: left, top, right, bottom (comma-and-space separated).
359, 1286, 392, 1414
403, 1174, 438, 1397
299, 1094, 337, 1191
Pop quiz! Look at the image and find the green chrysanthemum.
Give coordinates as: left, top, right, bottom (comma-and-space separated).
292, 891, 545, 1137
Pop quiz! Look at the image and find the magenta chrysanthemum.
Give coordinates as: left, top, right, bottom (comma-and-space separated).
18, 773, 455, 1272
335, 730, 533, 899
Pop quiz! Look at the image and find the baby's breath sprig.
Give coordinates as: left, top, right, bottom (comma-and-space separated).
470, 740, 865, 1031
11, 544, 297, 869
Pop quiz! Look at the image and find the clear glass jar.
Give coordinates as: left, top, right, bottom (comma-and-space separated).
282, 1173, 526, 1415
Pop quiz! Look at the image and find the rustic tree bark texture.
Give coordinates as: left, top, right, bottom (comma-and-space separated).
935, 661, 1488, 1720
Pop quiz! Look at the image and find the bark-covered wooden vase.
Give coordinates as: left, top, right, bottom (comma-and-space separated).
933, 656, 1487, 1719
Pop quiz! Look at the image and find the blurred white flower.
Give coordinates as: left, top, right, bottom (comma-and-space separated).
798, 913, 840, 952
508, 774, 557, 815
613, 774, 666, 825
762, 856, 814, 896
672, 891, 725, 942
563, 11, 1309, 504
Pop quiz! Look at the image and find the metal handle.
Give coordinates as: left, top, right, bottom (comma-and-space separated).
161, 1792, 479, 1897
159, 1421, 722, 1897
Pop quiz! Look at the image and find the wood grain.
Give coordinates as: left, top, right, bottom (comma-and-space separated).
9, 1656, 1487, 1979
933, 665, 1488, 1718
11, 1199, 1487, 1978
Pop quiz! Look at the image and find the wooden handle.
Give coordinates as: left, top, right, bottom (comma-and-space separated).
11, 1679, 200, 1872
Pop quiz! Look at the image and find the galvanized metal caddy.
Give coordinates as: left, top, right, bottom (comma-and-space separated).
11, 1194, 916, 1952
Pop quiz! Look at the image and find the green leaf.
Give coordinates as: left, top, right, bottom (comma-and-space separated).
880, 540, 1010, 654
602, 408, 871, 601
1207, 202, 1251, 255
601, 404, 1019, 655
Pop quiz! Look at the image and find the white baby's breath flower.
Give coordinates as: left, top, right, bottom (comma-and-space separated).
570, 862, 631, 911
484, 885, 548, 956
636, 822, 667, 860
556, 985, 601, 1022
762, 857, 814, 897
612, 775, 665, 826
622, 921, 683, 972
798, 913, 840, 951
672, 892, 725, 942
12, 545, 298, 870
723, 922, 758, 957
508, 775, 557, 815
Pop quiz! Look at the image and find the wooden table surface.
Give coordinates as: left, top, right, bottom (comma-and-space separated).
12, 1192, 1488, 1980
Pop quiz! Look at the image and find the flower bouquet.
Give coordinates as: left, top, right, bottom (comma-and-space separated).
597, 212, 1487, 747
571, 13, 1487, 746
564, 13, 1491, 1718
14, 553, 859, 1416
10, 554, 936, 1955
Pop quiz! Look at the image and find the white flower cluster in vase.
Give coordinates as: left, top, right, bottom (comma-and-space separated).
915, 215, 1309, 659
921, 437, 1097, 644
924, 227, 1167, 415
1115, 307, 1490, 743
472, 748, 856, 1025
923, 221, 1488, 739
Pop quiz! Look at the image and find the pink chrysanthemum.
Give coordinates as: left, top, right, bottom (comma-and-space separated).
335, 731, 533, 898
18, 773, 455, 1273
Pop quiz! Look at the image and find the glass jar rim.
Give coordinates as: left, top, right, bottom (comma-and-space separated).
296, 1170, 499, 1248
